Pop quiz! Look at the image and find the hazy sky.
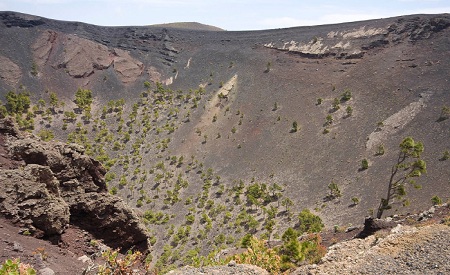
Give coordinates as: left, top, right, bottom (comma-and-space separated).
1, 0, 449, 30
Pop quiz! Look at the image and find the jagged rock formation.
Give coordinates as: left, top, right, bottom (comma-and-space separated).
0, 118, 149, 251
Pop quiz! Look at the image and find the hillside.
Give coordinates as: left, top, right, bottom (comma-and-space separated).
0, 11, 449, 273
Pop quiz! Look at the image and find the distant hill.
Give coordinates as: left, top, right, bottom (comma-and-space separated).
150, 21, 225, 31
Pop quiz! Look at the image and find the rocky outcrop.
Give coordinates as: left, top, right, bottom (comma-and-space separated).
59, 34, 114, 78
32, 30, 58, 69
0, 165, 70, 236
0, 118, 149, 251
356, 217, 396, 238
31, 31, 144, 83
0, 55, 22, 87
264, 16, 450, 59
69, 192, 149, 251
112, 48, 144, 84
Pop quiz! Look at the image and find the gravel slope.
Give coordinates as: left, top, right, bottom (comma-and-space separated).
294, 223, 450, 275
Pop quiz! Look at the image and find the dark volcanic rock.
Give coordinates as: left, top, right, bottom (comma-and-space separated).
357, 217, 396, 238
0, 12, 45, 28
0, 118, 149, 251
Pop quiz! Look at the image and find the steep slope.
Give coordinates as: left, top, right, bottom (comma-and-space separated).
0, 11, 449, 271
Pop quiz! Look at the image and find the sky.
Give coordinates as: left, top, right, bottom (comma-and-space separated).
1, 0, 449, 31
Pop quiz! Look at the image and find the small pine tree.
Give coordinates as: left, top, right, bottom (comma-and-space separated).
346, 106, 353, 116
361, 159, 369, 170
291, 121, 299, 133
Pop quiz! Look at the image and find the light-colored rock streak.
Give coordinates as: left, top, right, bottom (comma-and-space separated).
185, 57, 192, 69
366, 92, 433, 150
197, 74, 237, 130
342, 26, 387, 39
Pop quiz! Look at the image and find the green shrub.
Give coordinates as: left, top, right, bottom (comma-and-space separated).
431, 195, 442, 205
341, 89, 352, 101
327, 182, 341, 200
38, 129, 55, 141
291, 121, 299, 133
332, 98, 340, 110
1, 258, 36, 274
233, 236, 281, 274
109, 186, 118, 195
74, 88, 93, 111
376, 144, 385, 155
441, 150, 449, 161
186, 214, 195, 224
105, 172, 116, 182
98, 249, 146, 274
297, 209, 324, 234
361, 159, 369, 170
325, 115, 333, 125
31, 62, 38, 76
278, 231, 326, 271
439, 106, 450, 121
6, 91, 31, 114
136, 199, 143, 207
346, 106, 353, 116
